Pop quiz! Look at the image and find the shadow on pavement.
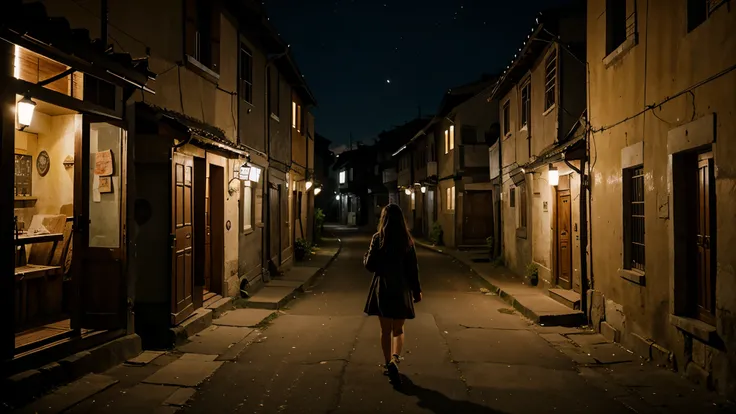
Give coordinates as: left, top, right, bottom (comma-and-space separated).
394, 374, 507, 414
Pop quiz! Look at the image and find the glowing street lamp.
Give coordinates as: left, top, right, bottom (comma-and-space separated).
335, 194, 340, 201
404, 188, 411, 196
314, 187, 322, 195
420, 186, 427, 194
306, 180, 313, 190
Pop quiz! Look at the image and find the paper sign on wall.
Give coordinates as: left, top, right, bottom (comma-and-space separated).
99, 177, 113, 193
94, 150, 113, 176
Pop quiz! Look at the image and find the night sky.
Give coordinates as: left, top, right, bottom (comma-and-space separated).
264, 0, 572, 150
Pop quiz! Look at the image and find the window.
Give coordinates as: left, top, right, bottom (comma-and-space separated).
268, 67, 280, 117
242, 181, 253, 231
239, 45, 253, 103
520, 79, 530, 129
502, 101, 510, 136
292, 102, 297, 128
339, 170, 346, 184
509, 187, 516, 208
518, 185, 527, 228
411, 191, 416, 210
449, 125, 455, 150
544, 51, 557, 111
623, 165, 645, 272
688, 0, 726, 32
444, 129, 449, 154
692, 152, 716, 323
184, 0, 220, 73
605, 0, 637, 55
349, 168, 354, 181
445, 186, 455, 211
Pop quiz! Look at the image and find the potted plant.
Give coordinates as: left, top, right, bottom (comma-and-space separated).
294, 238, 312, 261
526, 262, 539, 286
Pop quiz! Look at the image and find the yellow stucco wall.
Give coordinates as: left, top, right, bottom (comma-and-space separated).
588, 0, 736, 396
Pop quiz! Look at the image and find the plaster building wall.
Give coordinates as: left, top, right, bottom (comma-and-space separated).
587, 0, 736, 396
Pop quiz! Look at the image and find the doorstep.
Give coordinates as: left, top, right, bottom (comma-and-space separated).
2, 333, 142, 409
241, 236, 342, 310
415, 240, 585, 327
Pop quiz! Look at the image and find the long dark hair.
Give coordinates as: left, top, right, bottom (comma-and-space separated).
377, 203, 413, 252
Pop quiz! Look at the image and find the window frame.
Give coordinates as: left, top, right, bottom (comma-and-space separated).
449, 125, 455, 151
242, 180, 254, 233
622, 164, 645, 272
502, 100, 511, 136
239, 44, 253, 104
339, 170, 346, 184
444, 129, 449, 154
518, 184, 527, 229
544, 50, 557, 112
520, 79, 531, 130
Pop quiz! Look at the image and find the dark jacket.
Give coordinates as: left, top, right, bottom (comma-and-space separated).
363, 233, 421, 319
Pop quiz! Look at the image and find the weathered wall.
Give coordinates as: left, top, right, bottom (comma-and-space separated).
238, 33, 267, 153
588, 0, 736, 396
437, 179, 456, 247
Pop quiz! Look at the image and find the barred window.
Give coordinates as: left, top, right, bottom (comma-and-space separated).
624, 166, 645, 271
544, 51, 557, 111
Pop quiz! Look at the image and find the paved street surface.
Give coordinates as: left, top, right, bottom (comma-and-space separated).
180, 228, 733, 414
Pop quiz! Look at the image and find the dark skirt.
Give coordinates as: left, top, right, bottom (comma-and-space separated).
364, 274, 416, 320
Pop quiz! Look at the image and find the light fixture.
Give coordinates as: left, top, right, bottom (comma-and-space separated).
17, 96, 36, 130
305, 180, 313, 190
239, 163, 251, 181
548, 164, 559, 186
335, 194, 340, 201
404, 188, 411, 196
420, 186, 427, 194
314, 187, 322, 195
249, 165, 262, 183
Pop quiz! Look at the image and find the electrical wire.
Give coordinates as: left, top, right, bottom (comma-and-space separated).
67, 0, 149, 50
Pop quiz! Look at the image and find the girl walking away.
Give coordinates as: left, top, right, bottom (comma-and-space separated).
363, 204, 422, 385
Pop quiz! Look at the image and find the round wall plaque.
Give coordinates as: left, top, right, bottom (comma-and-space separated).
37, 150, 50, 177
226, 220, 232, 231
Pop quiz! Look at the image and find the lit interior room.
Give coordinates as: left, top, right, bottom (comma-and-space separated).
12, 45, 82, 354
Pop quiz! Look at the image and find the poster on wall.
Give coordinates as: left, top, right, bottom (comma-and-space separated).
94, 149, 114, 176
98, 177, 113, 193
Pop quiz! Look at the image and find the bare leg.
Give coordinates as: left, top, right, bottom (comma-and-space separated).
392, 319, 406, 358
378, 317, 393, 364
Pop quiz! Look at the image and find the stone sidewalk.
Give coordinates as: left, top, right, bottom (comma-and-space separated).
414, 240, 585, 326
12, 237, 343, 413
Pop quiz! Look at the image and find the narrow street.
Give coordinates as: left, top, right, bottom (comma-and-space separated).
180, 228, 731, 414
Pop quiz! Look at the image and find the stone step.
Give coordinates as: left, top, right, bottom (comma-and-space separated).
549, 288, 582, 310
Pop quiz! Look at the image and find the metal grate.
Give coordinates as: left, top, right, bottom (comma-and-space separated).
629, 167, 645, 271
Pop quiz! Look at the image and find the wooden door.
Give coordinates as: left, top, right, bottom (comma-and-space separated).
204, 173, 211, 292
556, 190, 572, 289
72, 119, 127, 330
280, 185, 290, 261
463, 191, 493, 244
269, 184, 280, 265
171, 152, 194, 325
695, 153, 715, 324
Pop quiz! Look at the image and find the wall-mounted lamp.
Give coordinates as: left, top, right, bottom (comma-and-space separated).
404, 188, 411, 196
548, 164, 559, 186
335, 194, 340, 201
420, 186, 427, 194
17, 96, 36, 131
314, 187, 322, 195
305, 180, 313, 190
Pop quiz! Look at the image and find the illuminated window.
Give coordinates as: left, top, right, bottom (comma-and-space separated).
520, 79, 530, 129
242, 181, 253, 231
292, 102, 297, 128
444, 130, 449, 154
446, 186, 455, 211
449, 125, 455, 150
411, 191, 416, 210
339, 170, 346, 184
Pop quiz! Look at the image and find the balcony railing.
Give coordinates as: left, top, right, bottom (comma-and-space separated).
382, 168, 397, 183
427, 161, 437, 177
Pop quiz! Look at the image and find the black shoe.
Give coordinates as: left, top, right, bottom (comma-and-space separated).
387, 359, 400, 385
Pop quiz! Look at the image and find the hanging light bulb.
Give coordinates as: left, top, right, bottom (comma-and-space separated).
17, 96, 36, 129
314, 187, 322, 195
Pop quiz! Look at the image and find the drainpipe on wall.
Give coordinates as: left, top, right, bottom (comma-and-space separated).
262, 46, 290, 282
496, 132, 503, 258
